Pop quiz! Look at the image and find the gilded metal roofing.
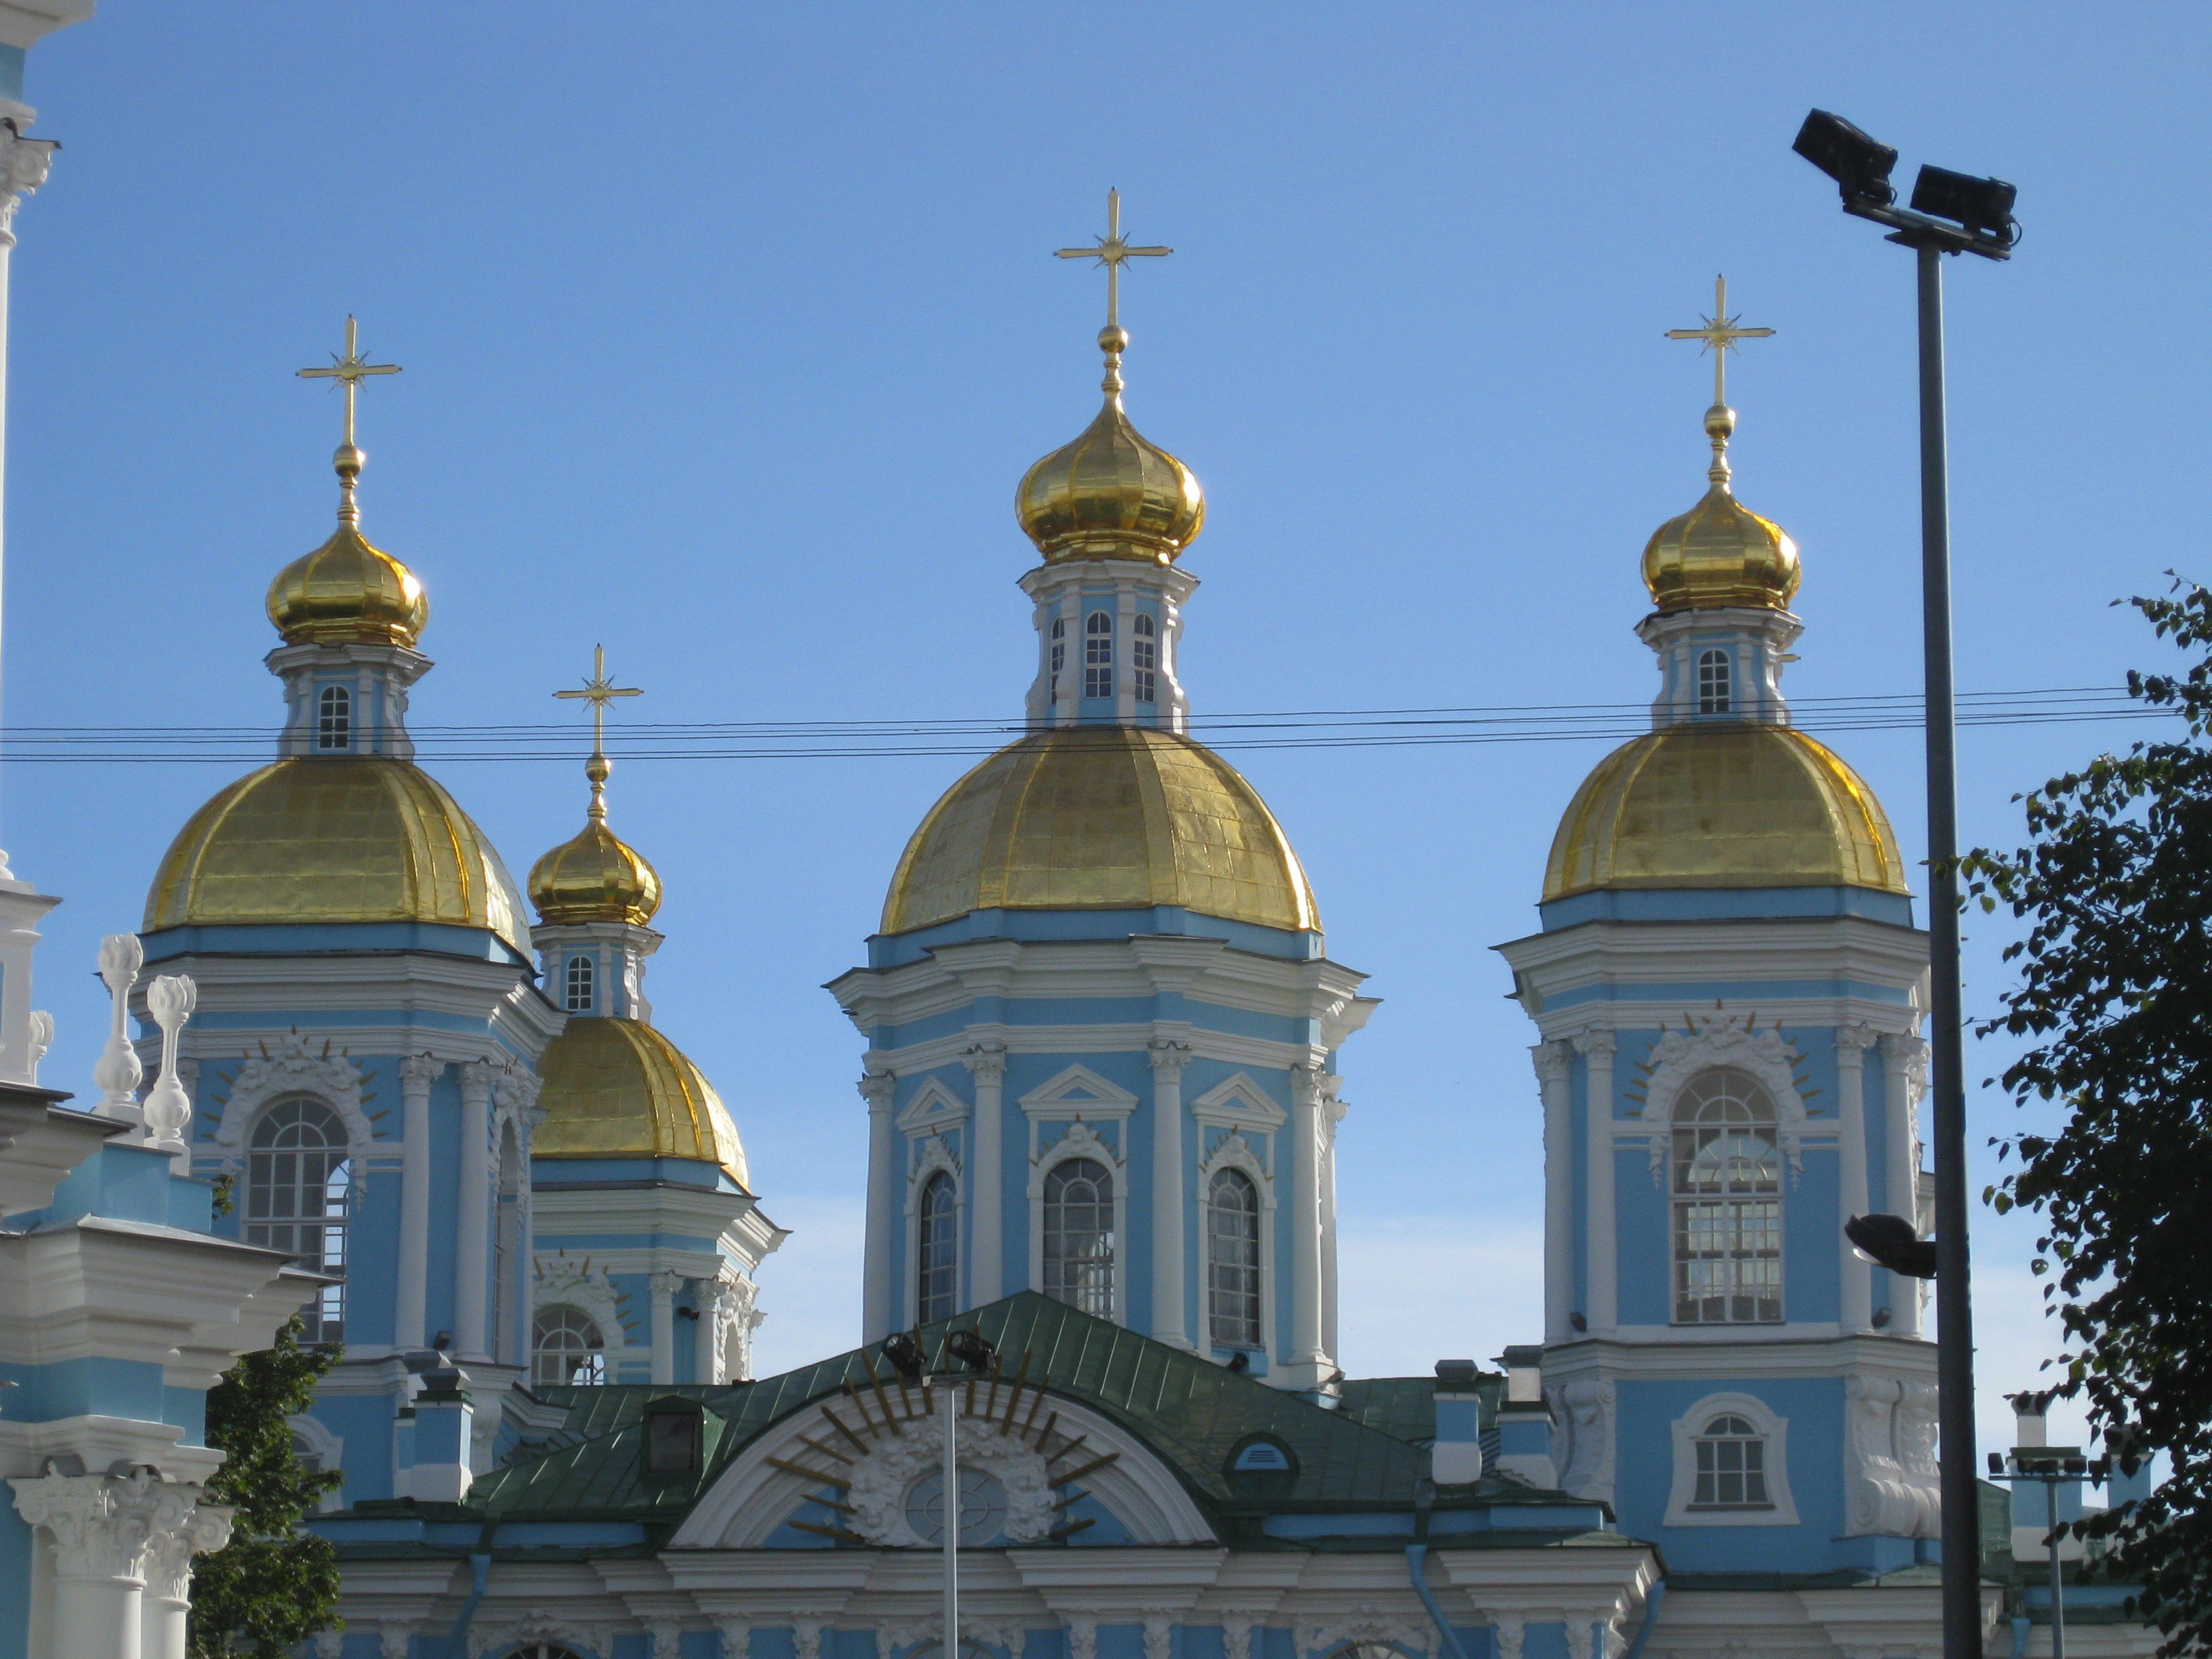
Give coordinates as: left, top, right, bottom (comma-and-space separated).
533, 1017, 748, 1187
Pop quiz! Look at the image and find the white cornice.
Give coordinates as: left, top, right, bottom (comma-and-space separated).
864, 1023, 1332, 1078
1543, 1330, 1938, 1381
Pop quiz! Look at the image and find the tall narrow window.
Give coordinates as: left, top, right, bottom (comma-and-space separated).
1206, 1166, 1262, 1348
531, 1309, 607, 1387
1691, 1414, 1772, 1508
1132, 613, 1158, 703
1042, 1158, 1115, 1316
916, 1170, 958, 1323
564, 954, 595, 1013
1049, 616, 1066, 701
1084, 611, 1113, 699
1696, 648, 1732, 716
246, 1099, 352, 1343
316, 684, 352, 750
1671, 1069, 1783, 1324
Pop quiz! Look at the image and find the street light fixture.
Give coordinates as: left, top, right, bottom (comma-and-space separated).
1795, 107, 2020, 1659
1845, 1212, 1939, 1280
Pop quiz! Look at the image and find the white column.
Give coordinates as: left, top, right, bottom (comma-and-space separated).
1880, 1032, 1928, 1338
649, 1270, 682, 1387
1146, 1040, 1193, 1349
10, 1471, 218, 1659
395, 1054, 441, 1351
1320, 1078, 1344, 1362
960, 1044, 1008, 1309
1286, 1061, 1329, 1385
139, 1502, 232, 1659
1533, 1040, 1574, 1343
860, 1069, 897, 1340
0, 128, 54, 840
1835, 1024, 1878, 1334
696, 1277, 729, 1384
454, 1061, 495, 1359
1574, 1030, 1618, 1332
1054, 599, 1079, 726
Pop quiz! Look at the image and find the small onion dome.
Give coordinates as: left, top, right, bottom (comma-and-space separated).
1544, 724, 1906, 901
533, 1016, 750, 1189
1016, 328, 1204, 564
883, 724, 1317, 935
266, 521, 428, 648
527, 814, 663, 927
144, 756, 530, 954
1641, 404, 1800, 612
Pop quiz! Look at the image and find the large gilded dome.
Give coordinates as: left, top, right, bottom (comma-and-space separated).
883, 726, 1318, 935
533, 1016, 749, 1187
266, 523, 428, 649
1544, 724, 1906, 901
1015, 331, 1204, 565
145, 756, 531, 954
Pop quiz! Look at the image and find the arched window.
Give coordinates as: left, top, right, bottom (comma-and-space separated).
1206, 1166, 1262, 1349
564, 954, 594, 1013
531, 1307, 607, 1387
1671, 1069, 1783, 1324
1084, 611, 1113, 699
1691, 1413, 1772, 1509
1049, 615, 1067, 701
246, 1099, 351, 1343
916, 1170, 958, 1324
316, 684, 352, 750
1132, 613, 1158, 703
1042, 1157, 1115, 1316
1696, 648, 1732, 716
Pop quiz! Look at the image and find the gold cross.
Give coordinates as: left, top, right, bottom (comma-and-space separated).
554, 644, 643, 759
1665, 276, 1774, 408
295, 316, 401, 449
1054, 189, 1172, 330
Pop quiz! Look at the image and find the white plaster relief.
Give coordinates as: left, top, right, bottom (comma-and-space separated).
1553, 1377, 1617, 1507
1633, 1015, 1821, 1185
201, 1031, 378, 1173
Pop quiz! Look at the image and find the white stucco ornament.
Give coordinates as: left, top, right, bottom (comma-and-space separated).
1635, 1014, 1813, 1183
845, 1409, 1056, 1548
140, 974, 198, 1149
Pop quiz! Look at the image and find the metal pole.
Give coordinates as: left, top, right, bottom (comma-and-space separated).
2046, 1486, 2067, 1659
941, 1385, 959, 1659
1917, 240, 1980, 1659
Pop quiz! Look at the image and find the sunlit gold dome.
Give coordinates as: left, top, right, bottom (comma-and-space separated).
883, 725, 1317, 935
528, 762, 663, 926
145, 756, 531, 954
1641, 404, 1799, 613
266, 523, 428, 648
533, 1015, 749, 1187
1016, 327, 1204, 565
1544, 724, 1906, 901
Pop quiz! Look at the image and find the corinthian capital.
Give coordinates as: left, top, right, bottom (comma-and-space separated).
1146, 1039, 1193, 1081
400, 1052, 445, 1087
1531, 1040, 1573, 1087
1571, 1027, 1616, 1058
960, 1042, 1008, 1084
0, 127, 56, 247
857, 1069, 897, 1109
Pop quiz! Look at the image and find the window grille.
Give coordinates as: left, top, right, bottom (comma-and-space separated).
1084, 612, 1113, 699
316, 684, 352, 750
1207, 1166, 1262, 1348
247, 1099, 351, 1343
1691, 1413, 1772, 1507
531, 1308, 608, 1387
1132, 613, 1158, 703
564, 954, 595, 1013
1671, 1068, 1783, 1324
1696, 648, 1733, 716
916, 1170, 958, 1323
1042, 1157, 1115, 1315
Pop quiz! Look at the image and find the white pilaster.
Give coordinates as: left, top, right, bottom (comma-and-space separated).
1113, 587, 1136, 722
138, 1501, 232, 1659
1146, 1039, 1193, 1349
0, 119, 54, 872
649, 1270, 682, 1387
1879, 1032, 1927, 1338
394, 1054, 441, 1351
1320, 1077, 1344, 1362
454, 1061, 494, 1359
10, 1471, 222, 1659
1534, 1040, 1574, 1343
1835, 1024, 1879, 1334
859, 1070, 897, 1341
1574, 1029, 1618, 1333
960, 1044, 1007, 1309
1285, 1061, 1329, 1386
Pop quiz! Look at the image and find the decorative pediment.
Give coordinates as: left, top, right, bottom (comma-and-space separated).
1190, 1071, 1287, 1134
1624, 1013, 1825, 1184
1200, 1126, 1275, 1187
1019, 1063, 1140, 1122
897, 1075, 970, 1134
201, 1031, 377, 1166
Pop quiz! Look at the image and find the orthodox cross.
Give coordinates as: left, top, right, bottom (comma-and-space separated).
295, 315, 401, 451
1665, 275, 1773, 408
555, 645, 642, 760
1054, 188, 1172, 330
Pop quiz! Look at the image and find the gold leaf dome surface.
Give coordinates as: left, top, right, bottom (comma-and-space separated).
883, 726, 1318, 935
528, 819, 663, 927
266, 524, 428, 648
1641, 481, 1800, 613
533, 1015, 750, 1188
1544, 724, 1906, 901
1016, 396, 1205, 565
144, 756, 530, 954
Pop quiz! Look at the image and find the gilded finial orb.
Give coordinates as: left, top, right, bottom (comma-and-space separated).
1099, 323, 1130, 354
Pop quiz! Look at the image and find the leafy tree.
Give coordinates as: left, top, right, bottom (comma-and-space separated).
186, 1316, 344, 1658
1960, 577, 2212, 1656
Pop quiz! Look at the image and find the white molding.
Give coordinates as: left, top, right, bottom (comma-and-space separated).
529, 1253, 630, 1368
201, 1031, 376, 1170
1027, 1120, 1126, 1325
1629, 1015, 1817, 1185
1663, 1390, 1800, 1528
897, 1075, 970, 1136
1019, 1063, 1141, 1123
1189, 1072, 1286, 1138
903, 1136, 962, 1327
1196, 1131, 1276, 1356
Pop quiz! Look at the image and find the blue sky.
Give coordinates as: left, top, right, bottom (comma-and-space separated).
6, 3, 2207, 1458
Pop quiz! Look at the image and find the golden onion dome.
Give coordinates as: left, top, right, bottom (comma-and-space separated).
883, 724, 1318, 935
1641, 403, 1799, 613
1544, 723, 1906, 901
1016, 326, 1204, 565
144, 756, 531, 954
527, 760, 663, 926
266, 522, 428, 649
533, 1015, 750, 1188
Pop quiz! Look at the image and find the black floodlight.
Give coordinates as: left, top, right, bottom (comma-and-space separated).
1911, 165, 2019, 245
946, 1328, 996, 1372
1793, 109, 1898, 208
1988, 1453, 2005, 1476
1845, 1212, 1939, 1279
881, 1331, 926, 1383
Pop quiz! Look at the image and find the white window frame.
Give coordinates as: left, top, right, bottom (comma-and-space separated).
1202, 1153, 1265, 1351
1026, 1119, 1125, 1324
1049, 615, 1066, 702
1084, 610, 1113, 699
1132, 611, 1158, 704
562, 954, 595, 1012
244, 1094, 354, 1343
1665, 1390, 1799, 1526
531, 1305, 609, 1388
904, 1135, 963, 1327
1696, 647, 1732, 716
914, 1166, 960, 1324
316, 683, 352, 750
1670, 1067, 1785, 1326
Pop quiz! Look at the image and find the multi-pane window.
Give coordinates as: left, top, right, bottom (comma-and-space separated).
1084, 612, 1113, 699
316, 684, 352, 750
246, 1099, 352, 1343
531, 1308, 608, 1387
1696, 648, 1732, 716
1132, 613, 1158, 703
1206, 1166, 1262, 1348
916, 1170, 958, 1323
1049, 616, 1066, 701
1042, 1157, 1115, 1316
564, 954, 595, 1012
1691, 1414, 1771, 1508
1672, 1068, 1784, 1324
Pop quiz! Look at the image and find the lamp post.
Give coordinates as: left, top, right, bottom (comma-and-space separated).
1987, 1448, 2090, 1659
1795, 108, 2020, 1659
885, 1328, 998, 1659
